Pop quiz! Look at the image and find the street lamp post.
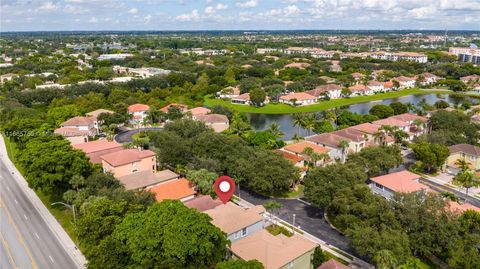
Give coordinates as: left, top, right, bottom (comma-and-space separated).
51, 202, 76, 224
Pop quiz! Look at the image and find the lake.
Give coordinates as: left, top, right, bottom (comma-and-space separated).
247, 94, 476, 140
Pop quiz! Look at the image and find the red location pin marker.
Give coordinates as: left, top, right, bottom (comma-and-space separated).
214, 176, 236, 204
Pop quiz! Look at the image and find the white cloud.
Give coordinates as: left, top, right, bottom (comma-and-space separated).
283, 5, 300, 16
37, 1, 59, 12
205, 6, 215, 14
128, 8, 138, 14
236, 0, 258, 8
216, 3, 228, 10
176, 9, 200, 21
88, 16, 98, 23
63, 4, 88, 14
144, 14, 152, 23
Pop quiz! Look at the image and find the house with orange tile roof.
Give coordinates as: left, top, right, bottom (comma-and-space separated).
348, 84, 373, 96
279, 92, 317, 106
306, 84, 342, 99
54, 116, 99, 145
194, 114, 229, 132
390, 113, 428, 137
159, 103, 188, 113
306, 133, 352, 162
281, 141, 331, 167
367, 80, 384, 92
230, 229, 317, 269
383, 81, 394, 91
231, 92, 270, 106
127, 103, 150, 125
332, 128, 369, 153
73, 139, 123, 164
316, 259, 351, 269
100, 148, 156, 178
205, 202, 265, 243
184, 195, 223, 212
369, 170, 429, 200
447, 201, 480, 214
372, 118, 410, 132
273, 149, 307, 177
393, 76, 416, 89
148, 178, 196, 202
187, 107, 211, 119
117, 169, 179, 190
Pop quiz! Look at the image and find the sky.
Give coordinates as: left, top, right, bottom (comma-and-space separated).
1, 0, 480, 31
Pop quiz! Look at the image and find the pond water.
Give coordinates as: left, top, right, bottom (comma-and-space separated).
247, 94, 476, 140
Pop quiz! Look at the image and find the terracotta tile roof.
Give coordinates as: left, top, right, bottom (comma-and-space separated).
449, 144, 480, 157
86, 109, 114, 118
306, 84, 342, 97
118, 169, 179, 190
159, 103, 188, 113
390, 113, 428, 123
221, 86, 241, 95
73, 140, 122, 154
148, 178, 195, 202
332, 128, 367, 142
61, 116, 95, 126
348, 123, 380, 134
373, 118, 410, 127
351, 72, 365, 79
280, 92, 317, 101
306, 133, 351, 148
128, 103, 150, 113
232, 92, 250, 101
195, 114, 228, 124
100, 149, 155, 167
273, 149, 305, 163
384, 81, 394, 88
367, 80, 383, 86
54, 127, 94, 137
448, 201, 480, 214
348, 85, 370, 92
283, 141, 330, 155
394, 76, 416, 82
183, 195, 223, 212
284, 62, 310, 69
188, 107, 211, 116
205, 202, 265, 234
231, 229, 317, 269
370, 170, 428, 193
316, 259, 351, 269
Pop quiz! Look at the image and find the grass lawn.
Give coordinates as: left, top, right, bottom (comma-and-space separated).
131, 131, 150, 142
265, 224, 293, 237
204, 88, 453, 114
279, 185, 304, 198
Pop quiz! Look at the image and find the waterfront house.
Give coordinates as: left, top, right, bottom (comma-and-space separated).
306, 84, 342, 99
279, 92, 317, 106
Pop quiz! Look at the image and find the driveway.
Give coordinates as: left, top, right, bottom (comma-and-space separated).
235, 187, 353, 252
114, 127, 163, 143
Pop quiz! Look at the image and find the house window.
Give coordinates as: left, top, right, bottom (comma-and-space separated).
374, 183, 384, 190
241, 228, 247, 237
288, 261, 294, 268
233, 232, 239, 239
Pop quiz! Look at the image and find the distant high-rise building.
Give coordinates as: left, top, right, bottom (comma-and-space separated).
449, 46, 480, 65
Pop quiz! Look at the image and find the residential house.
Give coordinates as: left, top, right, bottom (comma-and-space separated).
306, 133, 352, 162
231, 93, 269, 106
367, 80, 384, 93
0, 73, 17, 84
316, 259, 351, 269
369, 170, 429, 200
100, 149, 156, 178
273, 149, 307, 177
148, 178, 196, 202
279, 92, 317, 106
187, 107, 211, 119
73, 140, 123, 164
128, 103, 150, 125
117, 169, 179, 191
383, 81, 394, 91
306, 84, 342, 99
348, 123, 394, 145
319, 76, 336, 84
86, 109, 114, 119
348, 85, 373, 96
205, 202, 265, 243
284, 62, 310, 69
448, 201, 480, 214
194, 114, 229, 132
419, 72, 442, 86
184, 195, 223, 212
332, 128, 369, 153
372, 118, 410, 132
230, 229, 317, 269
393, 76, 416, 89
446, 144, 480, 174
54, 116, 99, 144
460, 75, 480, 85
217, 86, 241, 99
350, 72, 365, 82
390, 113, 428, 136
282, 141, 331, 166
159, 103, 188, 113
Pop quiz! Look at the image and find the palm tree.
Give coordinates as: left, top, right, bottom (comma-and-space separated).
303, 114, 316, 136
292, 113, 305, 135
268, 122, 284, 139
339, 140, 350, 162
291, 133, 304, 142
453, 169, 480, 202
454, 158, 471, 172
102, 124, 117, 141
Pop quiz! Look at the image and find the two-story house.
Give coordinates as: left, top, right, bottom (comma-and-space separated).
305, 84, 342, 99
127, 103, 150, 125
369, 170, 429, 200
100, 148, 156, 178
446, 144, 480, 174
54, 116, 99, 145
306, 133, 352, 162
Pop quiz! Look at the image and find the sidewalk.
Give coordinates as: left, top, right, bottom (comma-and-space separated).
422, 173, 480, 202
0, 135, 86, 268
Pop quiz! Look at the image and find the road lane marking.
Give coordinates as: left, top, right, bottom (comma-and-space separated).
0, 197, 39, 269
14, 199, 18, 205
23, 214, 28, 220
48, 255, 55, 263
6, 186, 10, 191
34, 233, 40, 240
0, 231, 19, 269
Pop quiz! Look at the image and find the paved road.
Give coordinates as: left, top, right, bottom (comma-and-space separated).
419, 178, 480, 208
235, 187, 354, 252
114, 127, 163, 143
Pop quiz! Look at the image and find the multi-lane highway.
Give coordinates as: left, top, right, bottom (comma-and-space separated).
0, 137, 85, 269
